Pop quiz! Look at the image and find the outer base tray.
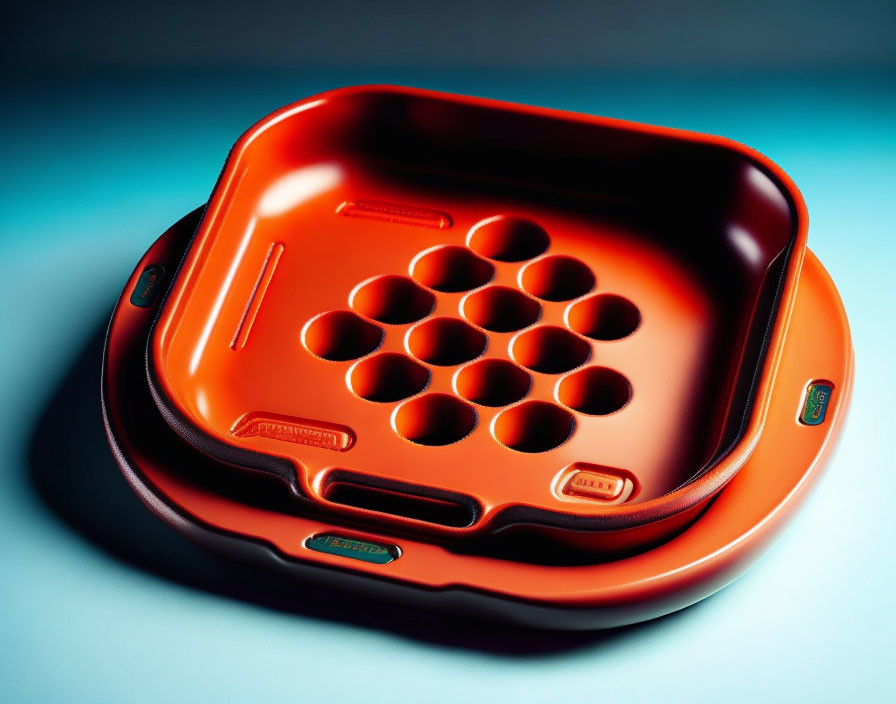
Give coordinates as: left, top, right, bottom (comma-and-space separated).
103, 209, 852, 630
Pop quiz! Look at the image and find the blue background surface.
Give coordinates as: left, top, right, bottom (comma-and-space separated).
1, 69, 894, 703
2, 0, 896, 696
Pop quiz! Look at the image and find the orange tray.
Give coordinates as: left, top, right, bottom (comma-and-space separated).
105, 209, 851, 629
147, 87, 807, 552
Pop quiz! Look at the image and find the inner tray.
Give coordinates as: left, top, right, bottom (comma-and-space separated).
148, 86, 804, 542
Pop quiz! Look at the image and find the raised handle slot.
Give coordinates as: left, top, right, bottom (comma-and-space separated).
322, 474, 477, 528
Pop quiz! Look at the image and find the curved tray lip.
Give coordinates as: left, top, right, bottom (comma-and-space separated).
146, 84, 811, 534
105, 217, 853, 630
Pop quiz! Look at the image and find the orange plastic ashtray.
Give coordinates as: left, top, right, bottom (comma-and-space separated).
103, 87, 853, 628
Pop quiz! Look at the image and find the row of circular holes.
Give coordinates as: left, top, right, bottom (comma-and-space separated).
390, 361, 630, 453
350, 353, 630, 412
301, 216, 638, 450
393, 395, 576, 453
307, 292, 639, 365
304, 318, 631, 451
414, 245, 597, 304
352, 357, 629, 453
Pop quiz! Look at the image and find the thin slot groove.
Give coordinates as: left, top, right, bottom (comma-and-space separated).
231, 242, 285, 350
324, 482, 475, 528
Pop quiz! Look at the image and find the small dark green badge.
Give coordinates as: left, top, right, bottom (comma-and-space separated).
130, 264, 166, 308
305, 533, 399, 564
800, 381, 834, 426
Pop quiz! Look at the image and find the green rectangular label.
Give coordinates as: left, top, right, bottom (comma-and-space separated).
130, 264, 165, 308
305, 533, 399, 564
801, 382, 833, 426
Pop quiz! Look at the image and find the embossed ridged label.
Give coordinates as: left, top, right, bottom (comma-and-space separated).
564, 469, 625, 501
337, 200, 452, 229
231, 413, 355, 451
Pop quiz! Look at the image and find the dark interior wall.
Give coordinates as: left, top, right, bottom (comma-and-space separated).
3, 0, 896, 71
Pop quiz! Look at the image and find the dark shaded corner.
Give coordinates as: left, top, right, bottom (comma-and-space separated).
25, 317, 696, 656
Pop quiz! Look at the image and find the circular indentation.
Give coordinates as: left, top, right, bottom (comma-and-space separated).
407, 317, 487, 366
351, 274, 435, 325
510, 325, 590, 374
520, 255, 596, 302
493, 401, 575, 453
394, 394, 477, 446
467, 216, 550, 262
557, 366, 632, 415
566, 294, 641, 340
410, 245, 495, 293
461, 286, 541, 333
348, 353, 430, 402
455, 359, 532, 407
302, 311, 383, 361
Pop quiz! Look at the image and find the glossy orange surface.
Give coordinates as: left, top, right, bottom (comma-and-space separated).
148, 86, 807, 547
105, 211, 852, 628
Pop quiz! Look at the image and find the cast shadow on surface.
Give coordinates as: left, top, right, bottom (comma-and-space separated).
26, 318, 700, 656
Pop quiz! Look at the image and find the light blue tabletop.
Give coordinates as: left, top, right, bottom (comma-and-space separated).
1, 71, 893, 703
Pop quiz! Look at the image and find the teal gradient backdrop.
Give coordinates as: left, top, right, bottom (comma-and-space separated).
1, 70, 894, 702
